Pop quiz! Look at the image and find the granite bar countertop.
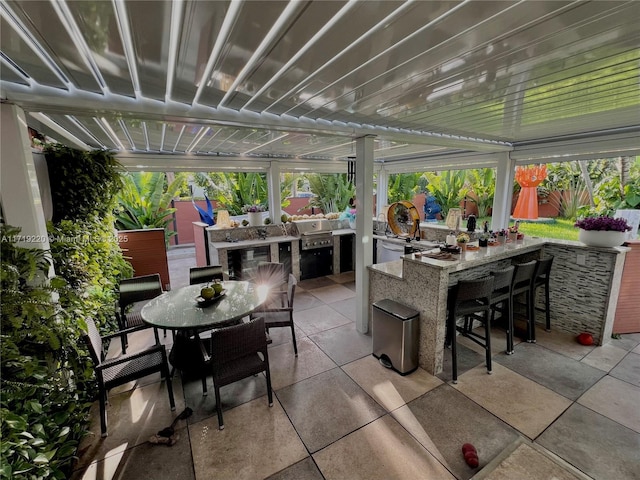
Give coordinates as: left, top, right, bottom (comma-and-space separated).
210, 235, 298, 251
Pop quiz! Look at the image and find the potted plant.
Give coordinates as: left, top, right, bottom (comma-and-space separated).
479, 232, 489, 247
508, 225, 519, 242
242, 204, 267, 226
574, 216, 632, 247
496, 229, 508, 244
456, 232, 470, 251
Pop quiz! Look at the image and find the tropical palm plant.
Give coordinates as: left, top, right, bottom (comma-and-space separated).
305, 173, 355, 213
387, 173, 423, 203
115, 172, 187, 242
423, 170, 469, 217
466, 168, 496, 217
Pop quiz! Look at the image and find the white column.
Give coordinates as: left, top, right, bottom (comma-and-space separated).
355, 135, 375, 333
492, 152, 516, 231
0, 103, 51, 252
376, 165, 388, 219
267, 161, 281, 223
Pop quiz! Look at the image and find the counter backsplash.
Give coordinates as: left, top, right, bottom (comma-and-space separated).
206, 219, 350, 243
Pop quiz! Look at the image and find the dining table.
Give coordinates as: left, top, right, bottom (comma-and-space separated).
141, 280, 268, 373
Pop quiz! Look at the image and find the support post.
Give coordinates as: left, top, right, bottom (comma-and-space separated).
355, 135, 375, 333
376, 165, 388, 219
267, 161, 281, 223
492, 152, 516, 231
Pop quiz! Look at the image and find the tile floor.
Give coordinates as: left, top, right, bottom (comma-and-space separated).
72, 247, 640, 480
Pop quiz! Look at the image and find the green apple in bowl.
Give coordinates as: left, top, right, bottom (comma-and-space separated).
213, 281, 223, 295
200, 285, 216, 300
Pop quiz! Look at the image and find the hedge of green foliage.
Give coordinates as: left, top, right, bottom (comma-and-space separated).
1, 146, 132, 478
1, 225, 92, 479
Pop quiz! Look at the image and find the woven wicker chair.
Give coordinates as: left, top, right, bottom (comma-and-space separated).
116, 274, 164, 354
209, 317, 273, 430
446, 276, 494, 383
487, 266, 516, 354
189, 265, 224, 285
532, 256, 554, 334
83, 317, 175, 437
253, 273, 298, 355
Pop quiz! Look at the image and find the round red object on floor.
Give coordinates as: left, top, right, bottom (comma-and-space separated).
577, 332, 594, 345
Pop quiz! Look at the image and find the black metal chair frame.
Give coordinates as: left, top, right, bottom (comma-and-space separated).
446, 276, 494, 384
209, 317, 273, 430
189, 265, 224, 285
532, 256, 554, 336
116, 274, 163, 354
484, 266, 516, 354
83, 318, 175, 437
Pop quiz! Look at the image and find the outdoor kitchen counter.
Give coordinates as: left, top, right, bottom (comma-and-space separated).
368, 237, 628, 376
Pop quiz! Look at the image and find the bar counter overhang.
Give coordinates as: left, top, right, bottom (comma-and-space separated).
368, 238, 629, 375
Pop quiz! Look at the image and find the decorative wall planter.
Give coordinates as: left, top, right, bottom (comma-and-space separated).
578, 229, 626, 248
247, 211, 263, 227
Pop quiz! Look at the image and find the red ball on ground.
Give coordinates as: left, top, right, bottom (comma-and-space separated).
464, 451, 479, 468
577, 332, 594, 346
461, 443, 477, 455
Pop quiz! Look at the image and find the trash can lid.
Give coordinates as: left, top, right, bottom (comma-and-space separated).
372, 299, 419, 320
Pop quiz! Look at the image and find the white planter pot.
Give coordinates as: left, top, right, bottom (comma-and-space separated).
247, 211, 263, 227
578, 229, 626, 248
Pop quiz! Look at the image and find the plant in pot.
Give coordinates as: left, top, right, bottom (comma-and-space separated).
242, 203, 267, 227
478, 233, 490, 247
496, 229, 508, 244
456, 232, 470, 251
574, 216, 632, 248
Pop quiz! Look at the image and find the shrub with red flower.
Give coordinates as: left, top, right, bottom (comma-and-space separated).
574, 216, 631, 232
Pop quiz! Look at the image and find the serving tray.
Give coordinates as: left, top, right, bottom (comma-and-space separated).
195, 290, 226, 307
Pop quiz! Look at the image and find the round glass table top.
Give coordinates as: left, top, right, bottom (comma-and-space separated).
141, 281, 268, 330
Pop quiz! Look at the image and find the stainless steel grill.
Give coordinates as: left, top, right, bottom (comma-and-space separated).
294, 219, 334, 251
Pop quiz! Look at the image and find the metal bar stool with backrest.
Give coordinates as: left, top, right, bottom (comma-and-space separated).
510, 260, 538, 343
83, 317, 175, 437
532, 256, 554, 336
189, 265, 224, 285
209, 317, 273, 430
117, 274, 164, 354
446, 276, 494, 384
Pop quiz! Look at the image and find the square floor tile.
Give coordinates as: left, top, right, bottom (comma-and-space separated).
293, 291, 325, 312
328, 271, 355, 284
265, 457, 324, 480
313, 415, 455, 480
609, 351, 640, 387
183, 373, 269, 425
532, 328, 594, 361
537, 403, 640, 480
190, 397, 307, 480
327, 297, 355, 321
609, 333, 640, 352
343, 281, 356, 291
454, 363, 572, 439
437, 342, 484, 383
266, 321, 308, 350
71, 432, 195, 480
392, 384, 519, 480
294, 304, 352, 335
75, 380, 185, 470
276, 368, 386, 453
309, 283, 355, 304
479, 442, 587, 480
577, 375, 640, 433
268, 336, 337, 390
581, 343, 629, 372
495, 343, 605, 400
343, 356, 442, 411
309, 323, 371, 365
298, 277, 336, 290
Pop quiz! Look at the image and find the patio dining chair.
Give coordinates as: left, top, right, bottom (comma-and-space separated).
83, 317, 175, 437
253, 262, 288, 307
252, 273, 298, 355
209, 316, 273, 430
116, 273, 164, 354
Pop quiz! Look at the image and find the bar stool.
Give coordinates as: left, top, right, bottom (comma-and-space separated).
446, 276, 494, 384
510, 260, 537, 343
487, 266, 515, 354
532, 256, 554, 334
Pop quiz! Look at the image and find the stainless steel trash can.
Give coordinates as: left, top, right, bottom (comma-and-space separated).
372, 299, 419, 375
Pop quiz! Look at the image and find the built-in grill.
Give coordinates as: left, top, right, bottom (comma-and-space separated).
294, 219, 334, 251
294, 219, 334, 280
